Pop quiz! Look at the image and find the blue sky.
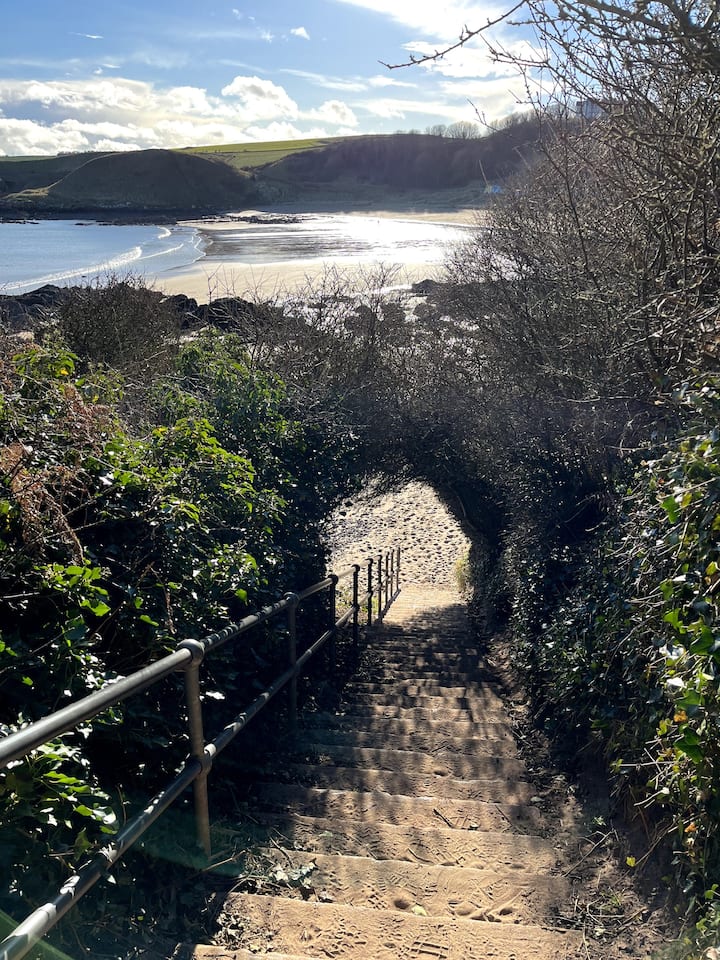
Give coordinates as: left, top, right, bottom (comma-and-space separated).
0, 1, 536, 155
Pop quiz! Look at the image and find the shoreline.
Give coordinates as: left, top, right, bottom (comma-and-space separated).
156, 204, 484, 301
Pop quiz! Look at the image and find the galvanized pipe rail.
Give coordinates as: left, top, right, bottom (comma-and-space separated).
0, 548, 401, 960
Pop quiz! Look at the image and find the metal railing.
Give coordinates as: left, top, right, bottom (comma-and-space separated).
0, 548, 401, 960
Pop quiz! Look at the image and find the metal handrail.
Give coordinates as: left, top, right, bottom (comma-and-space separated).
0, 547, 401, 960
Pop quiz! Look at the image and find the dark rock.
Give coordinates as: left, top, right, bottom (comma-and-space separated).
410, 278, 441, 295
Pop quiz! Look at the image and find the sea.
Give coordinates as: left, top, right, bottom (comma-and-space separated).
0, 214, 471, 295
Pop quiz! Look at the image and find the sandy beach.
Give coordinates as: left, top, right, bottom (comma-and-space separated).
155, 205, 484, 301
325, 479, 471, 589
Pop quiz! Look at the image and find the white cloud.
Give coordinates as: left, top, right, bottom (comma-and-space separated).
71, 32, 104, 40
291, 26, 310, 40
367, 74, 417, 89
243, 120, 306, 141
0, 76, 310, 154
330, 0, 506, 40
401, 38, 542, 79
281, 68, 368, 93
307, 99, 358, 126
221, 75, 299, 121
0, 117, 90, 155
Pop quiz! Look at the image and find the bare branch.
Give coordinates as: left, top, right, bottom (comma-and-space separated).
379, 0, 527, 69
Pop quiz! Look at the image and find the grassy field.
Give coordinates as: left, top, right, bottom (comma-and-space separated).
179, 137, 339, 171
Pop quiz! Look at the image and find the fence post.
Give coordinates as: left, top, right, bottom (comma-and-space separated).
284, 592, 299, 733
396, 546, 401, 594
389, 549, 394, 603
182, 642, 211, 856
367, 557, 374, 628
352, 564, 360, 650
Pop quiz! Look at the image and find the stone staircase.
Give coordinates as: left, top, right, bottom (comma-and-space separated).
178, 584, 584, 960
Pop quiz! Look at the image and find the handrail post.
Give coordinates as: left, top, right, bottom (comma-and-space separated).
183, 644, 211, 856
328, 573, 338, 673
351, 564, 360, 650
389, 550, 394, 603
367, 558, 374, 628
377, 552, 383, 621
284, 592, 299, 733
396, 546, 401, 594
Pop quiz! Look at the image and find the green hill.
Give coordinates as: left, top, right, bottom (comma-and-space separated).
0, 148, 258, 214
0, 124, 540, 217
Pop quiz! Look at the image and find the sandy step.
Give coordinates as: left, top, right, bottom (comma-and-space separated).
295, 726, 519, 755
280, 743, 525, 778
361, 648, 480, 664
342, 691, 508, 713
208, 893, 582, 959
301, 713, 516, 740
325, 702, 508, 723
258, 762, 536, 803
345, 678, 501, 698
252, 851, 571, 923
346, 680, 503, 697
242, 782, 543, 832
361, 642, 481, 656
353, 664, 491, 683
176, 949, 313, 960
245, 813, 563, 870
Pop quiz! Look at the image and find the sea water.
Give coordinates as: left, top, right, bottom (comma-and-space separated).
0, 214, 471, 295
0, 220, 205, 295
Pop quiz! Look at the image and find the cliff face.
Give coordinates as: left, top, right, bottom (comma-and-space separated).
1, 149, 258, 213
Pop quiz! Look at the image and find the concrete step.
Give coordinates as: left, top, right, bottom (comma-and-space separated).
243, 813, 563, 871
255, 761, 536, 803
294, 726, 518, 755
301, 712, 516, 740
320, 702, 508, 722
202, 893, 582, 959
175, 950, 312, 960
241, 782, 543, 832
340, 690, 508, 713
346, 680, 503, 697
249, 850, 571, 923
279, 742, 525, 777
352, 663, 493, 683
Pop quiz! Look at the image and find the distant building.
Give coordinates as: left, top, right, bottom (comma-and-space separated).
576, 99, 609, 121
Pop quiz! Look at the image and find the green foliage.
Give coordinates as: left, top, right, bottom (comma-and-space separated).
0, 316, 358, 937
506, 380, 720, 916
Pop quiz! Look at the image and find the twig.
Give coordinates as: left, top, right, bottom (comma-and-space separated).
433, 807, 455, 828
562, 832, 610, 876
269, 835, 293, 864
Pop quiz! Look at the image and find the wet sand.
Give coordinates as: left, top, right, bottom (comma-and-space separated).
154, 206, 485, 301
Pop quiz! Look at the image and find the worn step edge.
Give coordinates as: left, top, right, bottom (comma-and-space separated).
324, 704, 509, 722
301, 713, 516, 739
346, 680, 502, 695
243, 812, 563, 870
294, 728, 519, 755
251, 849, 571, 922
176, 948, 313, 960
213, 893, 582, 959
253, 762, 537, 803
242, 783, 543, 832
278, 743, 525, 776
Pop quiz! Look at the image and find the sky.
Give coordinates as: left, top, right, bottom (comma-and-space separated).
0, 0, 536, 156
